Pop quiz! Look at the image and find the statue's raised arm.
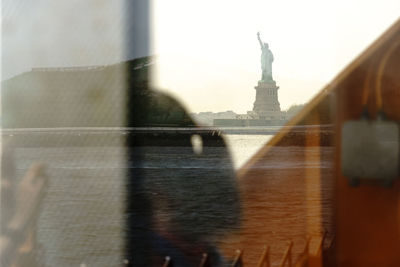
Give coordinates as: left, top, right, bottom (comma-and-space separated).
257, 32, 263, 48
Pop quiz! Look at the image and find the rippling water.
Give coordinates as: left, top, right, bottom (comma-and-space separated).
15, 146, 126, 266
223, 134, 272, 169
12, 133, 332, 266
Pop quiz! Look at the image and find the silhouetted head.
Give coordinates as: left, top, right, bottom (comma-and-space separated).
264, 43, 269, 48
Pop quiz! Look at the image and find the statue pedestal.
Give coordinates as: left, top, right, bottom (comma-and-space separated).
252, 80, 281, 119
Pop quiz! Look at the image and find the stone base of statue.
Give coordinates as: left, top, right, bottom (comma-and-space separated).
252, 79, 281, 119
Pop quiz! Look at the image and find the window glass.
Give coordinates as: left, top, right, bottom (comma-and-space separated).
2, 0, 399, 266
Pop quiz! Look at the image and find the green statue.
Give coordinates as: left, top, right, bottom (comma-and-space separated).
257, 32, 274, 82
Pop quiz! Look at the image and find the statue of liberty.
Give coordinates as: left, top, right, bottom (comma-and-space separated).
257, 32, 274, 82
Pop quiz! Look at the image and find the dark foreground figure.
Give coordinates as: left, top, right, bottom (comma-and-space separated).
124, 58, 240, 266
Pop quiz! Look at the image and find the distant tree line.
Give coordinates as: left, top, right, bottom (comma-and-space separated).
285, 103, 306, 118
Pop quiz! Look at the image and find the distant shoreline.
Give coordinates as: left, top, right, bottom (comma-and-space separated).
2, 125, 333, 136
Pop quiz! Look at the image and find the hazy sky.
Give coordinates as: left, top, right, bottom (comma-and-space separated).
153, 0, 400, 112
3, 0, 400, 113
2, 0, 125, 77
